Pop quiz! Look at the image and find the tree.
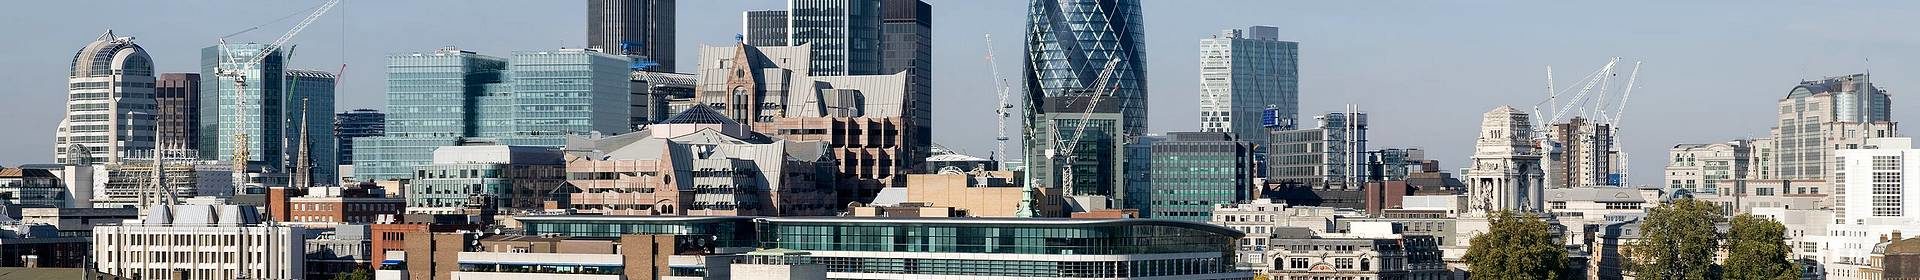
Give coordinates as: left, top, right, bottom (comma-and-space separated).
1723, 214, 1799, 280
1464, 210, 1567, 280
1629, 198, 1723, 280
331, 269, 372, 280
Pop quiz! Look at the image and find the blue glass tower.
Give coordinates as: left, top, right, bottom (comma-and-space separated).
1022, 0, 1147, 203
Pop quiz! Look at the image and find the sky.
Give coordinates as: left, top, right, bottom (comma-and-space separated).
2, 1, 1917, 186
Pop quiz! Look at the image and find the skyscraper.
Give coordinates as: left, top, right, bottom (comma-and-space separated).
1768, 74, 1896, 181
286, 69, 339, 187
882, 0, 933, 170
744, 0, 884, 76
58, 30, 156, 165
1200, 26, 1297, 145
354, 48, 631, 181
1545, 116, 1615, 188
334, 109, 385, 164
1023, 0, 1148, 204
1465, 106, 1545, 214
156, 73, 200, 155
200, 43, 288, 177
742, 10, 789, 46
587, 0, 675, 71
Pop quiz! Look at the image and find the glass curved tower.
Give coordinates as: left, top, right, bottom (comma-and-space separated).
58, 30, 156, 165
1021, 0, 1147, 203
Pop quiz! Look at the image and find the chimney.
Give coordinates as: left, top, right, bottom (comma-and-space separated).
1895, 230, 1905, 242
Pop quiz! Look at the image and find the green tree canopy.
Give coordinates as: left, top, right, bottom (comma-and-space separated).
1629, 198, 1724, 280
1723, 214, 1799, 280
1464, 210, 1567, 280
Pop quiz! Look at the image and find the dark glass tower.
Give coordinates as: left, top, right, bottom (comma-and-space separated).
588, 0, 676, 71
1022, 0, 1147, 203
333, 109, 385, 164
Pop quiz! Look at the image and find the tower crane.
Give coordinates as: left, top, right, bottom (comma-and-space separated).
984, 34, 1013, 161
1054, 58, 1122, 199
217, 0, 341, 189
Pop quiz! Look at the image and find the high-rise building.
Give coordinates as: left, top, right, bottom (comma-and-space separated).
1824, 137, 1920, 279
1268, 110, 1369, 189
1200, 26, 1298, 145
1545, 117, 1617, 188
1123, 134, 1165, 211
1769, 74, 1896, 181
742, 10, 790, 46
1147, 132, 1256, 222
156, 73, 201, 155
1665, 140, 1753, 195
286, 69, 339, 187
1026, 94, 1127, 210
1464, 106, 1545, 214
334, 109, 385, 164
58, 30, 156, 165
1023, 0, 1149, 203
882, 0, 933, 166
353, 48, 631, 181
791, 0, 883, 76
199, 43, 289, 180
587, 0, 675, 71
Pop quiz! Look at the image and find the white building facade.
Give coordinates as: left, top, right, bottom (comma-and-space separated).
1820, 137, 1920, 279
92, 204, 306, 280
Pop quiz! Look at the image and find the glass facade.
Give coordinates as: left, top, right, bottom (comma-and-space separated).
408, 162, 564, 211
788, 0, 883, 76
1023, 0, 1148, 199
285, 70, 339, 186
1147, 133, 1255, 222
59, 32, 156, 165
355, 49, 630, 181
757, 218, 1249, 279
517, 216, 758, 248
200, 43, 286, 167
334, 109, 385, 163
1199, 26, 1297, 145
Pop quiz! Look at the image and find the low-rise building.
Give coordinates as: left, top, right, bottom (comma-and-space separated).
377, 233, 740, 280
286, 185, 404, 226
1, 219, 89, 268
902, 169, 1062, 217
0, 167, 67, 207
17, 207, 137, 237
1208, 199, 1343, 268
408, 145, 566, 216
1263, 222, 1447, 280
306, 224, 373, 279
561, 106, 837, 216
758, 217, 1255, 279
93, 204, 306, 280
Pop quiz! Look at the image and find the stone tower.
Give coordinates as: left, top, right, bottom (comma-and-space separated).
1465, 106, 1545, 214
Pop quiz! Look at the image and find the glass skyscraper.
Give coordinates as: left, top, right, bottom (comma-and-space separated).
199, 43, 291, 176
354, 48, 630, 181
1022, 0, 1147, 205
1199, 26, 1297, 145
744, 0, 883, 76
333, 109, 385, 164
587, 0, 675, 71
285, 69, 339, 186
59, 30, 155, 165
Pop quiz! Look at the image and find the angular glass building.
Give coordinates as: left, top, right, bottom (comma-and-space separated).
1022, 0, 1148, 202
286, 69, 339, 187
198, 43, 337, 186
756, 217, 1253, 279
1199, 26, 1297, 145
59, 30, 156, 165
354, 48, 630, 181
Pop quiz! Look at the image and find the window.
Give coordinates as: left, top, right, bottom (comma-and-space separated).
1335, 258, 1354, 270
1290, 258, 1309, 270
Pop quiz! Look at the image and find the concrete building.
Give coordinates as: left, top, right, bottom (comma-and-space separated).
1666, 139, 1753, 195
335, 109, 386, 166
1465, 106, 1546, 214
757, 216, 1254, 279
57, 30, 156, 165
629, 70, 696, 126
1768, 74, 1896, 181
17, 207, 139, 237
1149, 132, 1257, 222
378, 231, 746, 280
1820, 137, 1920, 279
0, 167, 66, 207
729, 250, 827, 280
901, 169, 1062, 217
560, 107, 837, 216
353, 48, 632, 181
89, 159, 233, 209
1262, 222, 1447, 280
1, 220, 89, 268
694, 43, 920, 205
1208, 199, 1342, 268
1025, 93, 1129, 212
1545, 116, 1617, 188
407, 145, 564, 216
93, 204, 306, 280
587, 0, 675, 71
1268, 109, 1368, 190
155, 73, 201, 155
1199, 26, 1298, 145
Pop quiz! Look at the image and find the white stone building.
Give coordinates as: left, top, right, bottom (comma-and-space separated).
1464, 106, 1545, 214
1818, 137, 1920, 279
93, 204, 305, 279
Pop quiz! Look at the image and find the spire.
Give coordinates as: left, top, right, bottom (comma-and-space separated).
97, 29, 115, 42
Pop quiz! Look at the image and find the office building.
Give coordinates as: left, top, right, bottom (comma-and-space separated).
1464, 106, 1545, 214
1026, 94, 1128, 210
743, 0, 883, 76
284, 185, 403, 225
1124, 134, 1166, 211
1268, 109, 1368, 189
587, 0, 675, 71
305, 224, 373, 280
741, 10, 789, 46
923, 148, 997, 173
0, 167, 66, 208
89, 159, 233, 209
354, 48, 631, 181
1666, 140, 1753, 195
156, 73, 201, 154
883, 0, 934, 160
1545, 116, 1617, 188
58, 30, 156, 165
1148, 132, 1257, 222
1199, 26, 1298, 145
93, 204, 306, 280
1024, 0, 1149, 208
200, 43, 288, 177
1263, 222, 1447, 279
561, 107, 838, 216
1768, 74, 1896, 181
17, 207, 139, 237
335, 109, 385, 165
0, 221, 89, 268
694, 43, 921, 205
628, 71, 696, 126
407, 145, 564, 216
756, 216, 1255, 279
286, 69, 340, 187
1208, 199, 1342, 268
367, 214, 487, 270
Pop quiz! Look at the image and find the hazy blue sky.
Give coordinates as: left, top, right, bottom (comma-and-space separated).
3, 1, 1916, 186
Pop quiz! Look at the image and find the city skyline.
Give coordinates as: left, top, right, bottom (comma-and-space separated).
2, 1, 1917, 186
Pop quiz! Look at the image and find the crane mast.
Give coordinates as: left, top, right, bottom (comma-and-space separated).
217, 0, 340, 189
984, 34, 1013, 161
1055, 58, 1122, 198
